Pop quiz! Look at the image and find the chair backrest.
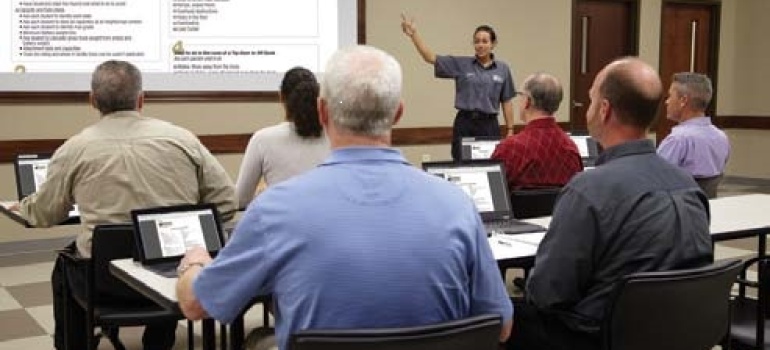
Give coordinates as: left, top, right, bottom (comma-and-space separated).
603, 258, 743, 350
289, 314, 501, 350
695, 174, 724, 199
90, 224, 138, 301
510, 187, 562, 219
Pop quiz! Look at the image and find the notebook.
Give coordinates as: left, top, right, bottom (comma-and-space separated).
422, 160, 546, 235
569, 135, 600, 168
460, 136, 501, 161
131, 204, 225, 278
13, 154, 80, 223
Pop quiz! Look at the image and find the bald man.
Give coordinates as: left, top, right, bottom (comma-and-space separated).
506, 58, 713, 350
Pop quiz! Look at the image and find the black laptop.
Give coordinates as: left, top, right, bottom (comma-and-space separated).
13, 154, 80, 224
569, 135, 600, 168
460, 136, 501, 161
422, 160, 546, 235
131, 204, 225, 278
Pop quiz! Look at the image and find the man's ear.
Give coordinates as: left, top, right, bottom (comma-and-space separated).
392, 101, 404, 126
89, 92, 98, 111
600, 99, 612, 124
317, 97, 329, 128
136, 93, 145, 111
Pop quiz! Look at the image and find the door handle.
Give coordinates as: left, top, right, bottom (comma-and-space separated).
573, 101, 584, 108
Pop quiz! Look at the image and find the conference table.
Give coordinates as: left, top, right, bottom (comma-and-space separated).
111, 193, 770, 349
489, 193, 770, 269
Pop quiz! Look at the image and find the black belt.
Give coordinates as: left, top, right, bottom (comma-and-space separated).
458, 110, 497, 119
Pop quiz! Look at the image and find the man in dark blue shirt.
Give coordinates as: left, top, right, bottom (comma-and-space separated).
506, 58, 713, 350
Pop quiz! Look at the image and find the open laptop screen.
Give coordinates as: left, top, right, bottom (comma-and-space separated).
460, 137, 501, 160
14, 154, 51, 200
569, 135, 600, 166
422, 161, 513, 221
132, 204, 224, 264
14, 154, 80, 220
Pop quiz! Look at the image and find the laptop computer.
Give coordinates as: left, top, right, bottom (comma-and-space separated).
131, 204, 225, 278
13, 154, 80, 223
460, 136, 501, 161
422, 160, 546, 235
569, 135, 600, 168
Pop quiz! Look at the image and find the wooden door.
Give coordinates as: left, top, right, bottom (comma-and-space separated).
570, 0, 638, 131
656, 1, 720, 143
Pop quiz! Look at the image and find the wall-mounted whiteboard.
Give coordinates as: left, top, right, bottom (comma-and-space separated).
1, 0, 363, 93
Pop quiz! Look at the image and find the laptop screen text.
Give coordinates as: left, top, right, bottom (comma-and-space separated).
425, 165, 511, 218
136, 209, 222, 260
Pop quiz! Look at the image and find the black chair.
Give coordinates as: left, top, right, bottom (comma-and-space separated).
510, 187, 561, 219
59, 224, 191, 350
602, 258, 743, 350
729, 255, 770, 349
695, 174, 724, 199
288, 314, 502, 350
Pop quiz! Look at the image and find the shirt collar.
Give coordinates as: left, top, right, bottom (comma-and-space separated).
596, 139, 656, 166
523, 117, 558, 130
679, 116, 713, 127
473, 54, 497, 69
321, 147, 410, 166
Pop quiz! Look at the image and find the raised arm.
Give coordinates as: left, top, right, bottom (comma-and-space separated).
401, 14, 436, 65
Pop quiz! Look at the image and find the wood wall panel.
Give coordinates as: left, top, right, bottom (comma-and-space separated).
2, 119, 763, 163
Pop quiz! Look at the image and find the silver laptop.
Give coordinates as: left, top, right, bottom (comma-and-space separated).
131, 204, 225, 278
460, 136, 501, 161
13, 154, 80, 223
422, 160, 546, 235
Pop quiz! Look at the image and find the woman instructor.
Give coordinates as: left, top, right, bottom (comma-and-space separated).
402, 14, 515, 161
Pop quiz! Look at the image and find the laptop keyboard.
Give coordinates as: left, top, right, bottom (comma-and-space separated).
485, 218, 546, 235
145, 262, 179, 278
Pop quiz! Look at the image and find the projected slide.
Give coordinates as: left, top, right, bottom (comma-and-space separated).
2, 0, 359, 91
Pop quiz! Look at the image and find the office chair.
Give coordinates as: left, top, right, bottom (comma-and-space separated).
510, 187, 561, 219
695, 174, 724, 199
59, 224, 191, 350
288, 314, 502, 350
602, 258, 742, 350
729, 255, 770, 349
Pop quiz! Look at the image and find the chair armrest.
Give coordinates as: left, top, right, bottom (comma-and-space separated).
56, 249, 89, 267
734, 256, 769, 290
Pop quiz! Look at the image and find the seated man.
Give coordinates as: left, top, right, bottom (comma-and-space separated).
491, 73, 582, 190
15, 60, 236, 350
657, 72, 729, 195
506, 58, 714, 350
176, 45, 513, 350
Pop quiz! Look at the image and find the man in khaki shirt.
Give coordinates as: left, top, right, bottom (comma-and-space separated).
16, 60, 236, 350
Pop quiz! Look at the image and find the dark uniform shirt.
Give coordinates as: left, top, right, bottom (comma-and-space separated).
526, 139, 714, 333
491, 117, 583, 190
435, 55, 515, 114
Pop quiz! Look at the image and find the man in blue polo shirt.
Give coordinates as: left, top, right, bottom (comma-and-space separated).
176, 45, 513, 350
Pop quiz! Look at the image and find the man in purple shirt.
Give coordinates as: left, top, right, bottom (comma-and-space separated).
657, 73, 730, 181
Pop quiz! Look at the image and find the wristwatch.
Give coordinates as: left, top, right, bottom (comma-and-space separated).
177, 261, 207, 276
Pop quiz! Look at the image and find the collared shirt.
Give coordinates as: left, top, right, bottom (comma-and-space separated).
194, 147, 513, 350
435, 55, 515, 114
19, 111, 236, 257
527, 139, 713, 333
235, 122, 330, 208
491, 117, 583, 190
657, 116, 730, 178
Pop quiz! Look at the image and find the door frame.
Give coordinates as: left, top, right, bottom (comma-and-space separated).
569, 0, 640, 131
